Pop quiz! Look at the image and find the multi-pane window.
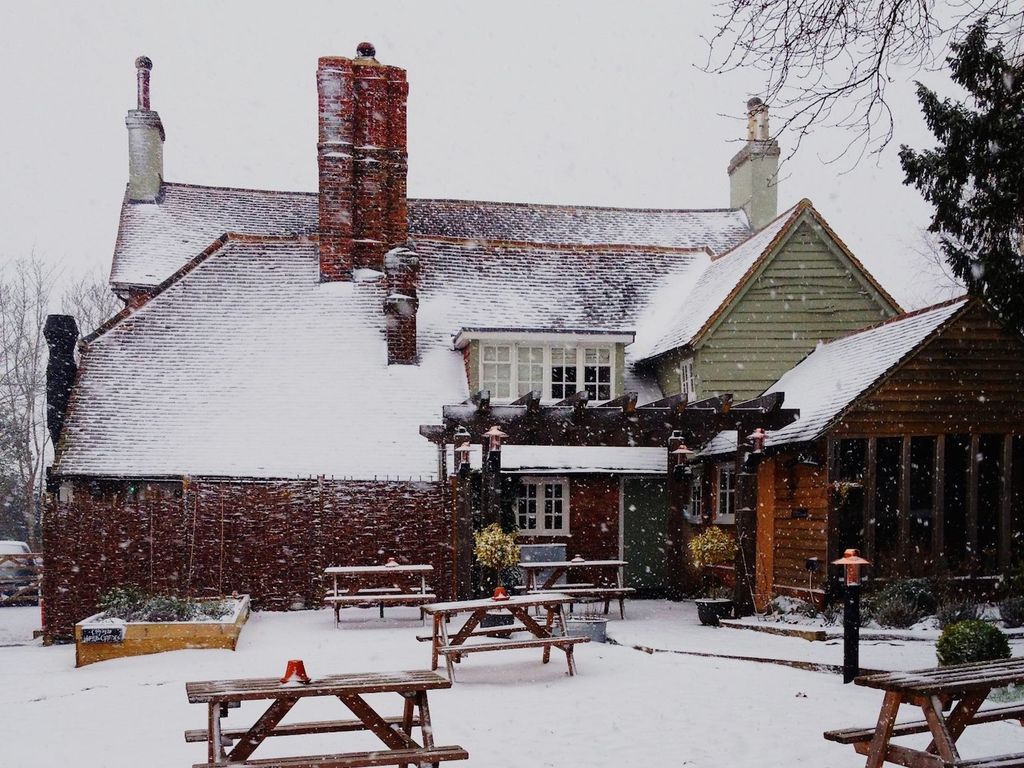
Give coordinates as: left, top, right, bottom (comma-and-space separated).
680, 358, 695, 400
481, 345, 513, 399
716, 465, 735, 524
517, 346, 545, 397
517, 479, 569, 534
550, 347, 579, 400
583, 347, 612, 400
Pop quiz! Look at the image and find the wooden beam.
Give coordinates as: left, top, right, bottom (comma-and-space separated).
469, 389, 491, 411
554, 390, 589, 409
598, 392, 638, 414
1001, 434, 1013, 570
968, 434, 980, 563
732, 392, 786, 413
864, 437, 877, 564
510, 389, 542, 412
898, 436, 912, 574
933, 435, 946, 574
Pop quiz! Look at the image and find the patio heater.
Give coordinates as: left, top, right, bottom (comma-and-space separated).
832, 548, 870, 684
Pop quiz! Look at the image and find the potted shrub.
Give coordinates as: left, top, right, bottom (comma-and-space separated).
473, 523, 521, 627
689, 526, 738, 626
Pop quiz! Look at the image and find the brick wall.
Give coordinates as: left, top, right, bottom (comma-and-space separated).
42, 478, 451, 643
517, 476, 620, 562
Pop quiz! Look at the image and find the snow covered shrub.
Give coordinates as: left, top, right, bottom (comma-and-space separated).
865, 579, 936, 628
936, 600, 980, 629
936, 620, 1011, 666
1000, 597, 1024, 628
97, 587, 232, 622
688, 526, 736, 570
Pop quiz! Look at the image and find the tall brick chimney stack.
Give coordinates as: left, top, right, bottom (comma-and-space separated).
125, 56, 165, 203
727, 97, 780, 232
317, 43, 409, 282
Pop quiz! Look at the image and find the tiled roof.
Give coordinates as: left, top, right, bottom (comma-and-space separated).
60, 236, 468, 480
109, 183, 753, 288
413, 237, 706, 402
636, 202, 802, 360
763, 298, 970, 447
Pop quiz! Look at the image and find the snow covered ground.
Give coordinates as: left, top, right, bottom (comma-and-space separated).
3, 602, 1024, 767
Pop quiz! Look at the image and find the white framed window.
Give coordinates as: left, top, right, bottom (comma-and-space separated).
680, 358, 695, 400
685, 466, 704, 523
479, 342, 617, 403
517, 346, 545, 397
583, 347, 612, 401
517, 478, 570, 535
481, 344, 513, 399
716, 465, 735, 524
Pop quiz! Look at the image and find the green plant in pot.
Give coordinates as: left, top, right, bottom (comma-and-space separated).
689, 526, 738, 626
473, 523, 521, 627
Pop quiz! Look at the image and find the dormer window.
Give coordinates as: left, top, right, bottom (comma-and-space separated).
459, 330, 634, 404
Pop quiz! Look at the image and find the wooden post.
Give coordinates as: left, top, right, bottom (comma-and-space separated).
1001, 434, 1013, 571
864, 437, 877, 564
825, 437, 841, 604
933, 435, 946, 574
898, 436, 912, 575
754, 457, 776, 611
968, 434, 980, 563
733, 430, 757, 618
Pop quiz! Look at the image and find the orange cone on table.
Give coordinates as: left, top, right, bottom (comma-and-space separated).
280, 659, 311, 684
491, 586, 509, 601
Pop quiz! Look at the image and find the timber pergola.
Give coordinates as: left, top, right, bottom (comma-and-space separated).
420, 390, 799, 601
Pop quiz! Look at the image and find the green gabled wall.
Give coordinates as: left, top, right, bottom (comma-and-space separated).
655, 218, 897, 402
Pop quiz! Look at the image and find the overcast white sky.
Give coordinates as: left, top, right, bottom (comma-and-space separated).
0, 1, 960, 308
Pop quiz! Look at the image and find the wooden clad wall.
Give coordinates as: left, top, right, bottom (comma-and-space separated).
761, 453, 830, 599
660, 220, 894, 401
834, 302, 1024, 436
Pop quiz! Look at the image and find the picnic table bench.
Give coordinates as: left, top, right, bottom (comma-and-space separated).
185, 669, 468, 767
824, 657, 1024, 768
518, 558, 634, 619
324, 564, 435, 627
422, 593, 589, 681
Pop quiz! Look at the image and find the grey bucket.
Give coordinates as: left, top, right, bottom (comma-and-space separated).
565, 616, 608, 643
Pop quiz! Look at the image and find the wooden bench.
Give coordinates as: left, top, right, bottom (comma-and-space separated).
824, 703, 1024, 745
530, 586, 635, 619
185, 716, 422, 743
190, 744, 469, 767
824, 658, 1024, 768
323, 593, 436, 623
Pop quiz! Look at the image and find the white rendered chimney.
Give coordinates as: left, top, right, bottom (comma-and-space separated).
125, 56, 165, 203
728, 98, 780, 231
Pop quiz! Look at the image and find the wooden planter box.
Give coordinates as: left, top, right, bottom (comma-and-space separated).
74, 595, 250, 667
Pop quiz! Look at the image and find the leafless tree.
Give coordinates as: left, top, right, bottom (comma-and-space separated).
705, 1, 1023, 161
61, 270, 122, 338
0, 258, 56, 543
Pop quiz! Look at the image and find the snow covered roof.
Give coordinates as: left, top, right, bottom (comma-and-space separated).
499, 445, 667, 474
59, 236, 467, 480
763, 298, 970, 448
110, 183, 753, 289
698, 430, 738, 458
635, 200, 900, 361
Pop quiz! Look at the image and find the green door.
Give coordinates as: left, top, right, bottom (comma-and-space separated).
622, 478, 670, 597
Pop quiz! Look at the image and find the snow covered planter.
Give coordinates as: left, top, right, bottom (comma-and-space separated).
74, 591, 249, 667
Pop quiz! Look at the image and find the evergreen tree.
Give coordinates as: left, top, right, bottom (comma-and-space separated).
900, 19, 1024, 333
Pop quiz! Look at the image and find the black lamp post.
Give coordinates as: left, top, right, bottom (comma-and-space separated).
832, 548, 871, 683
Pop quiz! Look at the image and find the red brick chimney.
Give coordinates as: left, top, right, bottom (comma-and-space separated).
317, 43, 408, 282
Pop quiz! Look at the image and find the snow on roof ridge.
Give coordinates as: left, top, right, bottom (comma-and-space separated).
411, 234, 713, 255
160, 180, 318, 197
410, 197, 748, 215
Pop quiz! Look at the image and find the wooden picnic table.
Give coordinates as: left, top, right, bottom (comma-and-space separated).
421, 593, 589, 682
824, 657, 1024, 768
184, 669, 468, 767
518, 558, 634, 618
323, 564, 435, 627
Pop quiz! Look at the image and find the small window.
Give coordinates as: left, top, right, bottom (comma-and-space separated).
680, 358, 695, 400
550, 347, 578, 400
716, 465, 735, 524
686, 467, 704, 523
583, 347, 612, 401
517, 479, 569, 535
517, 346, 545, 397
481, 344, 512, 399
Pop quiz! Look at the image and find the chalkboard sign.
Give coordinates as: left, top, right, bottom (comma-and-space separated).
80, 625, 126, 644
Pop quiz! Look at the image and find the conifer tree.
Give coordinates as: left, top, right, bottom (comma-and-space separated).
900, 19, 1024, 332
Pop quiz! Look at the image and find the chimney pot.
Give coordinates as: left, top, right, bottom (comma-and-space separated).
356, 42, 377, 58
135, 55, 153, 110
126, 56, 164, 202
728, 96, 779, 231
